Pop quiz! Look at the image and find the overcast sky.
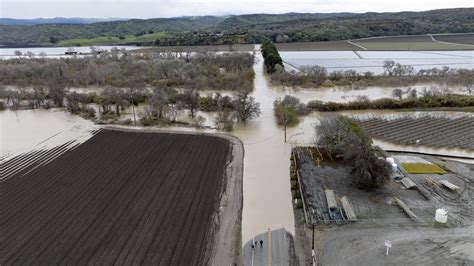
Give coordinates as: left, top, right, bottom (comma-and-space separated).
1, 0, 472, 19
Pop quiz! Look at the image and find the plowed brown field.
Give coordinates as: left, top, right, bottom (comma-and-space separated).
0, 129, 232, 265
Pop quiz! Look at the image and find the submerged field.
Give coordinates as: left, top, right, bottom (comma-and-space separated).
0, 129, 237, 265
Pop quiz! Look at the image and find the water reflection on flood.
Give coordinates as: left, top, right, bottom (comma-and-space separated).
0, 109, 97, 157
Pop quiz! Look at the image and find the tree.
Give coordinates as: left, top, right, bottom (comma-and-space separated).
48, 86, 65, 107
183, 88, 199, 118
214, 108, 234, 131
273, 95, 304, 127
65, 92, 81, 114
315, 116, 390, 190
233, 90, 261, 123
407, 88, 418, 99
149, 87, 175, 119
261, 40, 283, 74
391, 88, 404, 100
383, 60, 395, 76
345, 145, 391, 190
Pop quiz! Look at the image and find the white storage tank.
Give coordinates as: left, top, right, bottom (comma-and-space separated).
435, 209, 448, 223
386, 158, 398, 172
390, 162, 398, 172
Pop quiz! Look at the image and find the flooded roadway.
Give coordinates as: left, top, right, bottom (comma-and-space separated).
1, 45, 473, 253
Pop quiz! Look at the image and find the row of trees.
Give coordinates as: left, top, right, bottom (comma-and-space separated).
271, 62, 474, 91
0, 85, 262, 130
316, 116, 391, 190
307, 91, 474, 112
261, 40, 283, 74
0, 51, 255, 91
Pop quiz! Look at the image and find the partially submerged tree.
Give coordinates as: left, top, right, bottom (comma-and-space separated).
391, 88, 404, 100
65, 92, 81, 114
48, 86, 65, 107
233, 90, 261, 124
315, 116, 390, 190
213, 108, 234, 131
273, 95, 308, 127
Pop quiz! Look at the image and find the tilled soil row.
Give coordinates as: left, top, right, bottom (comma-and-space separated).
0, 129, 231, 265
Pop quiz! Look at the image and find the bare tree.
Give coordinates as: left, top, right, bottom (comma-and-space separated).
48, 86, 65, 107
149, 87, 174, 119
183, 88, 199, 119
233, 90, 261, 124
383, 60, 395, 76
407, 88, 418, 98
391, 88, 404, 100
213, 108, 234, 131
65, 92, 81, 114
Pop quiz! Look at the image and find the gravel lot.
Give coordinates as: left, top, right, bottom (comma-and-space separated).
293, 147, 474, 265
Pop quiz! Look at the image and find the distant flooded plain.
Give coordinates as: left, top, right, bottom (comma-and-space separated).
280, 50, 474, 74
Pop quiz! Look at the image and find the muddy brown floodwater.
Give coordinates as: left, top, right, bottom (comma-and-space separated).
0, 109, 97, 158
1, 45, 473, 255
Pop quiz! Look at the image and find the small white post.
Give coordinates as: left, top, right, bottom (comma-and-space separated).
384, 240, 392, 256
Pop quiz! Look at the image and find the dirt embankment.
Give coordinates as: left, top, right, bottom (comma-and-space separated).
207, 134, 244, 266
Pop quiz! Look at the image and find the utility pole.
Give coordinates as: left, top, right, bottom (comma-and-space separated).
129, 87, 137, 127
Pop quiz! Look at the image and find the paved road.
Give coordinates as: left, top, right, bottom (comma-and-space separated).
243, 228, 292, 266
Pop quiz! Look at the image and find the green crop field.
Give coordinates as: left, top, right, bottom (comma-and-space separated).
58, 32, 167, 47
401, 162, 447, 174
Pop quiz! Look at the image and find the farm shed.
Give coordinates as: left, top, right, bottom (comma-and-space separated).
439, 180, 460, 191
325, 189, 337, 210
341, 196, 357, 220
401, 177, 417, 189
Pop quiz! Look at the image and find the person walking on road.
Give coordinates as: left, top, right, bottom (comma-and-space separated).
259, 240, 263, 248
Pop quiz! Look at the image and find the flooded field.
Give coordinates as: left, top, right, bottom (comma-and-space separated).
280, 50, 474, 74
1, 44, 473, 252
0, 109, 97, 157
0, 46, 141, 59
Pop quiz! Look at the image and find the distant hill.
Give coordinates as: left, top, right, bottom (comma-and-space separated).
0, 17, 124, 25
0, 8, 473, 47
0, 16, 226, 46
215, 8, 474, 43
216, 12, 356, 30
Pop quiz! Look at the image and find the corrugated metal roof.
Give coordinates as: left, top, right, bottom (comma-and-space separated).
325, 189, 337, 209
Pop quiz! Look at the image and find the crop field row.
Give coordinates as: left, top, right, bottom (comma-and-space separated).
355, 115, 474, 150
351, 34, 474, 51
275, 41, 361, 51
276, 33, 474, 51
0, 129, 231, 265
432, 34, 474, 45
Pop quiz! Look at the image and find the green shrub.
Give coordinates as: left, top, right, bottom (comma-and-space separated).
296, 201, 303, 209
